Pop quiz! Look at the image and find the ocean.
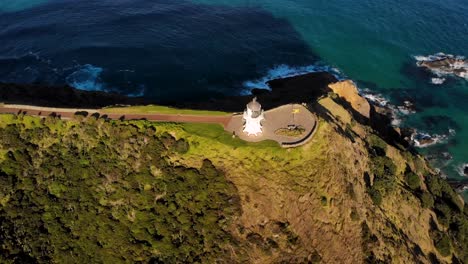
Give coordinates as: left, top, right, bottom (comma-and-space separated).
0, 0, 467, 198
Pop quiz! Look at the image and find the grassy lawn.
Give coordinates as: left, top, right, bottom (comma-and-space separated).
180, 123, 281, 149
101, 105, 231, 116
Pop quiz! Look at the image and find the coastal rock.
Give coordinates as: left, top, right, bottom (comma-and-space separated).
449, 180, 468, 193
464, 165, 468, 176
328, 80, 371, 119
417, 137, 435, 146
410, 132, 437, 148
415, 53, 468, 82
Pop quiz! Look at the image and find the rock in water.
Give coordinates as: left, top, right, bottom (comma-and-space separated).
464, 165, 468, 176
415, 53, 468, 82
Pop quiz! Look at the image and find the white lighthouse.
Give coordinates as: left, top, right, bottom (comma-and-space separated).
243, 97, 265, 136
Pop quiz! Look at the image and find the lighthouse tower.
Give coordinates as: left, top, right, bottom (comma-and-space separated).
243, 97, 265, 136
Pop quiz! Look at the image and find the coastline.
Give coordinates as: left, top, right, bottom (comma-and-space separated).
1, 73, 466, 195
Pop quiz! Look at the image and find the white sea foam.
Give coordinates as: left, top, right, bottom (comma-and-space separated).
66, 64, 105, 91
431, 77, 446, 84
360, 90, 389, 107
456, 163, 468, 177
410, 130, 453, 148
414, 53, 468, 81
241, 63, 344, 95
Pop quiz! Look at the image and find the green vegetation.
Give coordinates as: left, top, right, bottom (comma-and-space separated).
431, 230, 452, 257
102, 104, 230, 116
425, 174, 468, 262
419, 192, 434, 208
405, 171, 421, 190
0, 94, 467, 264
180, 122, 281, 149
368, 155, 397, 206
0, 114, 241, 263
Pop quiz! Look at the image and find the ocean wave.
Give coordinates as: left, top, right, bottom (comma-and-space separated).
65, 64, 105, 92
360, 89, 416, 126
431, 77, 446, 85
240, 63, 344, 95
360, 90, 389, 107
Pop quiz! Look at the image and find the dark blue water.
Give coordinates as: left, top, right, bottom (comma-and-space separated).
1, 0, 467, 197
0, 0, 320, 101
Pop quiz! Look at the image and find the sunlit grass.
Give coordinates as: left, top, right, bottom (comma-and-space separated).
102, 105, 231, 116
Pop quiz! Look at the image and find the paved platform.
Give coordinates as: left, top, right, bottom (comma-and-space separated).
225, 104, 317, 147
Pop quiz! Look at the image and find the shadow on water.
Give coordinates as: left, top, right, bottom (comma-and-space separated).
0, 0, 320, 102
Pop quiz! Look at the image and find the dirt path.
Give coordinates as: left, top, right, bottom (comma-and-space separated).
0, 105, 233, 128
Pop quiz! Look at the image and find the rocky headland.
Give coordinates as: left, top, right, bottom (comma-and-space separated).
0, 73, 467, 263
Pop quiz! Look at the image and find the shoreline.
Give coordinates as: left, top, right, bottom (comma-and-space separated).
1, 73, 466, 193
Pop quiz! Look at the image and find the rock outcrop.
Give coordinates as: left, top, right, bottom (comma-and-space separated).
328, 80, 371, 120
415, 53, 468, 83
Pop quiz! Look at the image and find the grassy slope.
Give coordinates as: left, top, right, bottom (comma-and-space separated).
101, 105, 231, 116
0, 94, 466, 263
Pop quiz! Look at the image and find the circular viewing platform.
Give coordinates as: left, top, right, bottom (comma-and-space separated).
226, 104, 317, 148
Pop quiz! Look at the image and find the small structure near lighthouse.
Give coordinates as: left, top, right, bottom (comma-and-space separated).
243, 97, 265, 136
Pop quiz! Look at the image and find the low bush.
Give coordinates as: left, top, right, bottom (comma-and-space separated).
405, 172, 421, 190
434, 233, 452, 257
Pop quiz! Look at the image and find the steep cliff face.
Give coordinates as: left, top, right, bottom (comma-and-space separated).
328, 80, 371, 119
0, 91, 466, 263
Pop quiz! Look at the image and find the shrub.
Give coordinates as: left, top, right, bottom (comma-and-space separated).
405, 172, 421, 190
320, 196, 328, 206
434, 233, 452, 257
419, 192, 434, 208
350, 209, 359, 221
174, 139, 189, 154
74, 111, 89, 118
368, 134, 387, 156
371, 156, 397, 179
426, 174, 463, 212
368, 188, 382, 206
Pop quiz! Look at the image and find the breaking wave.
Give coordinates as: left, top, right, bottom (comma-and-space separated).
65, 64, 105, 92
411, 129, 456, 148
240, 63, 344, 95
360, 89, 416, 127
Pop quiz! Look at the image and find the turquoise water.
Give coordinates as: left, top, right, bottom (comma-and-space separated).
0, 0, 51, 12
0, 0, 467, 197
194, 0, 468, 193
